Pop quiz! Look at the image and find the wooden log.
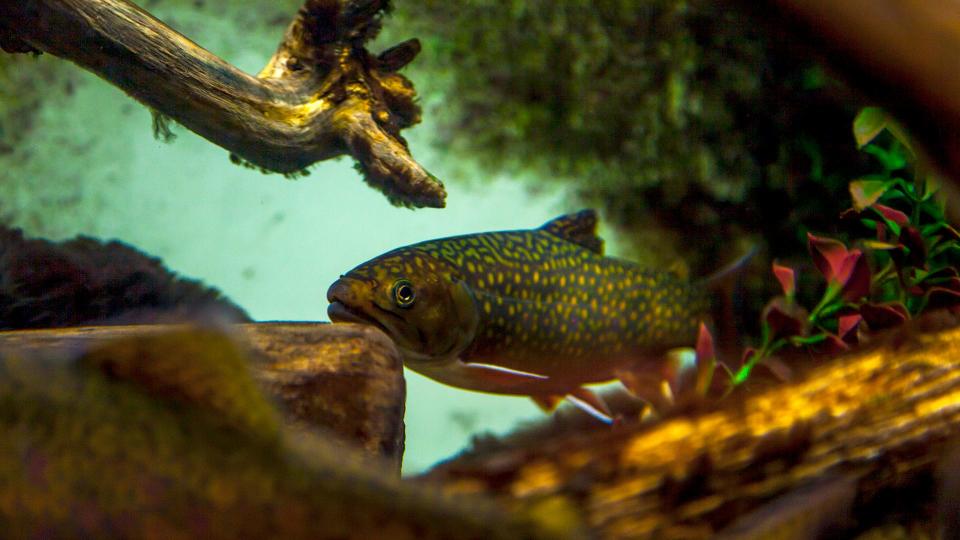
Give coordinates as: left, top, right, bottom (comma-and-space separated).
421, 314, 960, 538
243, 322, 407, 463
0, 0, 445, 208
749, 0, 960, 189
0, 324, 577, 539
0, 322, 406, 467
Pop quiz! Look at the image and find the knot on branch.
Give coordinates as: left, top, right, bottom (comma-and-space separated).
263, 0, 445, 207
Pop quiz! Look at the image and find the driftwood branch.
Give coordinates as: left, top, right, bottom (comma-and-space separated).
751, 0, 960, 189
0, 323, 577, 538
0, 0, 446, 208
422, 315, 960, 538
0, 322, 407, 468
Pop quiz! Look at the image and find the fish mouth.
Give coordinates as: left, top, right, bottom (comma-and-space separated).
327, 300, 391, 335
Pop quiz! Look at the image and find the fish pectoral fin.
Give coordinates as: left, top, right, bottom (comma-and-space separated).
531, 394, 563, 412
616, 349, 704, 412
459, 362, 550, 391
565, 387, 614, 424
615, 367, 674, 412
532, 388, 614, 424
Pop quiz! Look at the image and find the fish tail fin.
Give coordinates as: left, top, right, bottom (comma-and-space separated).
699, 245, 760, 291
698, 245, 759, 350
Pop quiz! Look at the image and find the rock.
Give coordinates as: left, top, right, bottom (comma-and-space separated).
0, 227, 250, 329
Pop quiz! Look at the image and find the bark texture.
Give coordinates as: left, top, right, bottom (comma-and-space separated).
0, 322, 406, 467
422, 315, 960, 538
0, 0, 445, 207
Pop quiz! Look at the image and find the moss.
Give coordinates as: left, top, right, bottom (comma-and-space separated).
80, 329, 281, 438
387, 0, 869, 274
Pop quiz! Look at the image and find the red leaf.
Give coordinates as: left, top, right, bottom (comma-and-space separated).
860, 302, 909, 331
898, 226, 927, 267
875, 221, 887, 242
810, 334, 850, 356
758, 357, 794, 383
695, 322, 715, 364
873, 203, 909, 226
772, 261, 796, 297
762, 297, 807, 340
837, 312, 862, 343
807, 232, 850, 283
694, 322, 716, 397
837, 250, 871, 301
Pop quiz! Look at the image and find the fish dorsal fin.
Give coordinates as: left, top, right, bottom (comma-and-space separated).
540, 210, 604, 254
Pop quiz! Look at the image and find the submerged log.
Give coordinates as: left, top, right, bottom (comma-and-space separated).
0, 322, 406, 467
422, 314, 960, 538
0, 324, 576, 538
0, 0, 445, 208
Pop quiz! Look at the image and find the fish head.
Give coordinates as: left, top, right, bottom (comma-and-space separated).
326, 249, 480, 362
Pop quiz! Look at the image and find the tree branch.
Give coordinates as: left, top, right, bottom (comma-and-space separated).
0, 0, 446, 208
0, 322, 408, 468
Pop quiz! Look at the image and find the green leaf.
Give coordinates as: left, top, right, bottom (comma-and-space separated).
733, 365, 752, 386
921, 175, 941, 201
849, 179, 890, 210
886, 122, 915, 156
864, 145, 908, 171
930, 242, 960, 258
853, 107, 888, 148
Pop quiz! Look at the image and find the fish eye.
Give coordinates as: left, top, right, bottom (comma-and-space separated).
392, 279, 416, 308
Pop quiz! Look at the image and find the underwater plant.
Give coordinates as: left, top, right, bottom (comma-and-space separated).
694, 108, 960, 389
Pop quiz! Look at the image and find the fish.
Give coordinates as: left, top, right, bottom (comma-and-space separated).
326, 210, 723, 421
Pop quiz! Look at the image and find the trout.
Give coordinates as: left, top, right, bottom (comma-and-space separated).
327, 210, 720, 420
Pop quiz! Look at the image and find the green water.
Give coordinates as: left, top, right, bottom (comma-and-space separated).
0, 0, 642, 473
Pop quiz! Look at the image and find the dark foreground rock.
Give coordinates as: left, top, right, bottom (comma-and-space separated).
0, 227, 250, 328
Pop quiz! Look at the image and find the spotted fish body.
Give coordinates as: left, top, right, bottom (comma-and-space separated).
327, 210, 710, 415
